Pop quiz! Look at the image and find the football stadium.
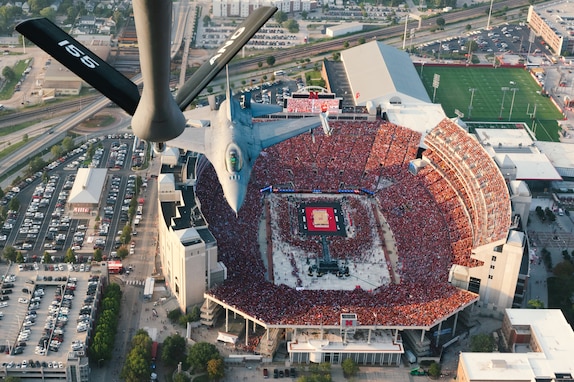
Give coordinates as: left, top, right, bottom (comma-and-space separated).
157, 41, 531, 365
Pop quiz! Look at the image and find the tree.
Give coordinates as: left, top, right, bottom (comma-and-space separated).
121, 330, 152, 382
16, 251, 24, 263
4, 377, 22, 382
341, 358, 359, 377
203, 15, 211, 27
22, 133, 29, 142
283, 19, 299, 33
173, 373, 191, 382
62, 136, 74, 152
187, 342, 220, 372
274, 10, 287, 23
207, 358, 224, 380
161, 334, 187, 366
466, 24, 472, 31
51, 145, 63, 160
3, 246, 17, 262
2, 66, 15, 82
206, 86, 213, 94
117, 246, 129, 259
343, 41, 350, 49
470, 333, 495, 352
39, 6, 56, 20
257, 61, 263, 68
436, 17, 446, 29
554, 260, 574, 277
266, 56, 276, 67
43, 251, 51, 264
527, 298, 544, 309
64, 248, 76, 263
358, 37, 366, 45
121, 225, 132, 244
301, 10, 308, 19
8, 197, 20, 212
428, 361, 441, 378
94, 248, 103, 262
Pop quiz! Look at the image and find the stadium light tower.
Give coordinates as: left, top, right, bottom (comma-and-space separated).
499, 87, 509, 119
468, 88, 477, 119
508, 87, 519, 121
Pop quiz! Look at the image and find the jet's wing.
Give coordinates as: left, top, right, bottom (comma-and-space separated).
175, 6, 277, 110
165, 126, 208, 154
16, 18, 140, 115
255, 117, 323, 150
16, 5, 277, 117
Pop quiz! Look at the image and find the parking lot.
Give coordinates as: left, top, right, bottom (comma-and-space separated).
1, 134, 147, 263
419, 23, 551, 61
0, 268, 103, 375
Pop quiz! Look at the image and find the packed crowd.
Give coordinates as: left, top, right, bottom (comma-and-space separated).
194, 118, 511, 329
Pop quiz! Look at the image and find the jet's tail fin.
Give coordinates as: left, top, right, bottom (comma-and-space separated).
225, 66, 233, 121
15, 18, 140, 115
319, 111, 332, 136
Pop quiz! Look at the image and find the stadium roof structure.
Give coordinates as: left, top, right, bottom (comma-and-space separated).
341, 41, 446, 140
68, 168, 107, 205
341, 41, 431, 106
475, 128, 562, 180
459, 309, 574, 381
534, 141, 574, 178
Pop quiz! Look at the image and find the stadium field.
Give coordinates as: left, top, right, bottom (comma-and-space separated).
419, 66, 564, 141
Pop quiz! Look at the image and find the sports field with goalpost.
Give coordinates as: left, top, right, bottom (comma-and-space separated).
418, 66, 564, 141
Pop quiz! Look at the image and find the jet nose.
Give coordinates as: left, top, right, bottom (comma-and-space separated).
222, 177, 247, 215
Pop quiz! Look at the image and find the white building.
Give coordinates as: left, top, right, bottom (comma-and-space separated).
457, 309, 574, 382
212, 0, 316, 17
157, 153, 226, 312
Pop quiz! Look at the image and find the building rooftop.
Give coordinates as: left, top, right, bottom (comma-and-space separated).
461, 309, 574, 380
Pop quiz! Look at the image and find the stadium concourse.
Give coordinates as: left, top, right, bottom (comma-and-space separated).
192, 117, 510, 363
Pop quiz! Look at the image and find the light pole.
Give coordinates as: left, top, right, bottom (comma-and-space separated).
499, 87, 509, 119
468, 88, 477, 119
508, 87, 519, 121
420, 61, 425, 78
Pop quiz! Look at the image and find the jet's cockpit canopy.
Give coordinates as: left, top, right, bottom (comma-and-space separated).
226, 145, 243, 173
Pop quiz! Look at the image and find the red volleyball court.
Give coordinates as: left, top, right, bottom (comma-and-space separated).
305, 206, 337, 232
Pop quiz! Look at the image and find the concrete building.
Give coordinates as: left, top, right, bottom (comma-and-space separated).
157, 152, 226, 312
67, 168, 107, 213
212, 0, 316, 17
527, 1, 574, 56
457, 309, 574, 382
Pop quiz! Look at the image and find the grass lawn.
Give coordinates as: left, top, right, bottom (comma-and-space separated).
0, 58, 30, 100
419, 66, 565, 141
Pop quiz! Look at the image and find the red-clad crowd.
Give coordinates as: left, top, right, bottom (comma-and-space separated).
193, 118, 510, 328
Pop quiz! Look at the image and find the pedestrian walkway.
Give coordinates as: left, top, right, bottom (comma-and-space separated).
125, 278, 145, 286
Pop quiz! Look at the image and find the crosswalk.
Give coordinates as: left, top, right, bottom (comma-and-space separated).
125, 279, 145, 286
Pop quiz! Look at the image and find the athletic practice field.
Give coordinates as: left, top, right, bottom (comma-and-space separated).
419, 66, 564, 141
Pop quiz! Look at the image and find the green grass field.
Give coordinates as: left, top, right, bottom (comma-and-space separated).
419, 66, 564, 141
